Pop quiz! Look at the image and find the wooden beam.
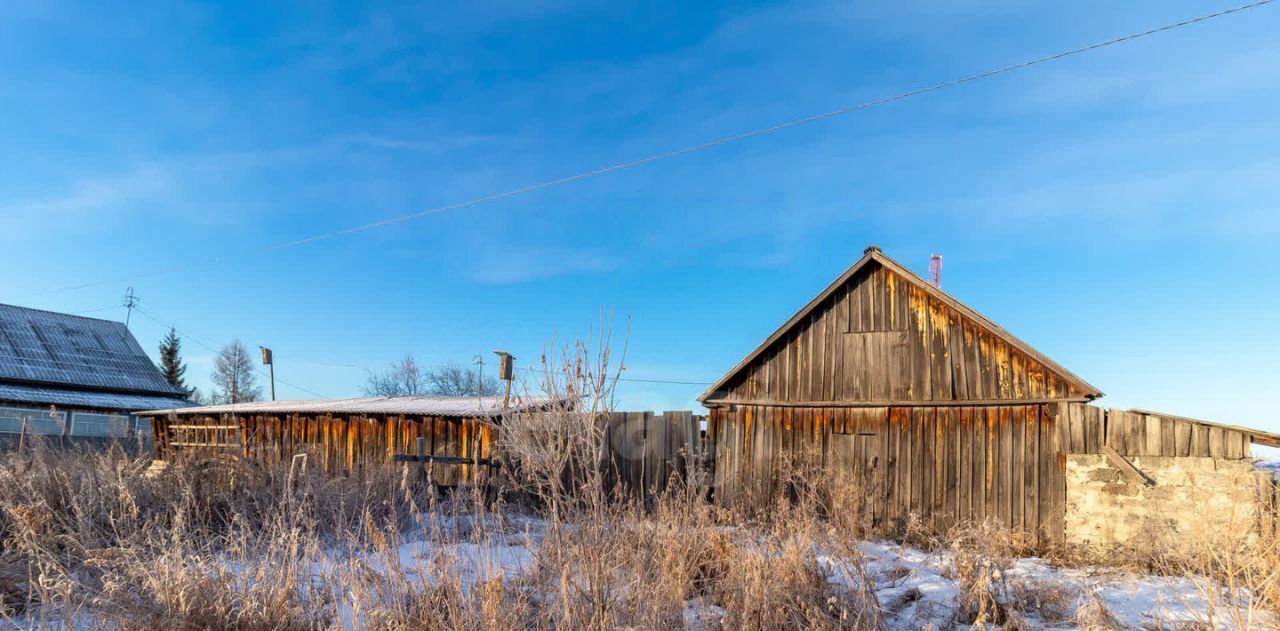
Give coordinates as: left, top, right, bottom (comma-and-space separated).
392, 454, 498, 466
703, 397, 1090, 409
1101, 445, 1155, 487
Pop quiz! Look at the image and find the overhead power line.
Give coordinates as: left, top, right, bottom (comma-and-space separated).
320, 358, 715, 386
514, 365, 713, 386
132, 305, 327, 398
618, 377, 714, 386
31, 0, 1273, 298
71, 305, 123, 315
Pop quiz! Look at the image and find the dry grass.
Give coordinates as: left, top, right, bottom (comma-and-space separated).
0, 329, 1276, 629
1, 439, 1278, 629
1147, 498, 1280, 631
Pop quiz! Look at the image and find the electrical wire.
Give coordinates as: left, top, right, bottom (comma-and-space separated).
15, 3, 1273, 393
513, 365, 713, 386
131, 305, 327, 398
71, 305, 124, 315
28, 0, 1273, 298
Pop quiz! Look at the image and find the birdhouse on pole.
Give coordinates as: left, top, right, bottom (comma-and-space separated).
493, 350, 515, 408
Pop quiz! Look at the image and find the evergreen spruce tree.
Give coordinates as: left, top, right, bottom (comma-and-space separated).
158, 327, 193, 398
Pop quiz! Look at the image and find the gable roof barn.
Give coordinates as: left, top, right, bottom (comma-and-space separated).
700, 246, 1278, 546
0, 303, 192, 411
700, 246, 1102, 405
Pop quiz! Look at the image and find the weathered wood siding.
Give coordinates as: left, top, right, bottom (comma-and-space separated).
710, 261, 1090, 404
600, 411, 709, 500
1057, 405, 1253, 459
153, 413, 494, 483
709, 402, 1067, 544
709, 402, 1263, 544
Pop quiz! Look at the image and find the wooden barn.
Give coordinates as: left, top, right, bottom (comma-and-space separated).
138, 395, 559, 484
698, 246, 1280, 545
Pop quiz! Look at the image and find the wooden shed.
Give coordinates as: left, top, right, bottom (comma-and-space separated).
698, 246, 1280, 543
138, 395, 559, 484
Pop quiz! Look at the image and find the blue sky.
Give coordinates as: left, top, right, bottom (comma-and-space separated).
2, 1, 1278, 450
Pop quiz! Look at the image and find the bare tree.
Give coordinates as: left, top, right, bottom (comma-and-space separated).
363, 355, 501, 397
210, 339, 262, 404
425, 363, 501, 397
362, 355, 429, 396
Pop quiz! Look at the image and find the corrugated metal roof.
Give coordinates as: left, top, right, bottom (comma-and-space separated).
0, 382, 196, 412
0, 303, 184, 396
137, 395, 564, 418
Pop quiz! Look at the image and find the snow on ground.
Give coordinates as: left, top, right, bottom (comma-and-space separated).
9, 512, 1276, 630
1259, 458, 1280, 480
821, 541, 1277, 630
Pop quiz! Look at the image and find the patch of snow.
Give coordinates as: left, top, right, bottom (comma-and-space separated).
682, 597, 725, 630
818, 540, 1278, 631
1258, 459, 1280, 480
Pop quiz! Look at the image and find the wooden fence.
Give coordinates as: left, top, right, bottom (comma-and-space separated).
600, 411, 710, 499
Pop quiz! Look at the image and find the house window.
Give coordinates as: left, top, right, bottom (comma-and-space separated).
0, 405, 67, 435
71, 412, 134, 438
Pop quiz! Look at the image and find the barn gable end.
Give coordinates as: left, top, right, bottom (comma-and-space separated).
700, 247, 1101, 405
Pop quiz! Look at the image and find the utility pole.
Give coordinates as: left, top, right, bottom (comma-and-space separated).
260, 346, 276, 401
472, 354, 487, 419
121, 287, 139, 328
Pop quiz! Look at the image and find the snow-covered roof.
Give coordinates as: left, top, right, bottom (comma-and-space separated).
137, 394, 563, 418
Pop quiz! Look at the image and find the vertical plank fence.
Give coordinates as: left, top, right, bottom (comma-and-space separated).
601, 411, 709, 501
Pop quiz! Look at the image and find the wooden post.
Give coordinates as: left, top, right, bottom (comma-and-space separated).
17, 417, 28, 457
413, 436, 425, 485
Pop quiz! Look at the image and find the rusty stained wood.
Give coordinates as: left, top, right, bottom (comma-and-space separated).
703, 254, 1101, 406
710, 403, 1070, 546
1079, 404, 1258, 460
155, 412, 500, 483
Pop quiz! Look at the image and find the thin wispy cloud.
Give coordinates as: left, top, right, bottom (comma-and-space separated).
469, 246, 622, 284
0, 165, 173, 239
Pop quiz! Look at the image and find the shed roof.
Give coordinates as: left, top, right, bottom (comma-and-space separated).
0, 304, 185, 397
138, 394, 563, 418
1128, 409, 1280, 448
699, 246, 1103, 403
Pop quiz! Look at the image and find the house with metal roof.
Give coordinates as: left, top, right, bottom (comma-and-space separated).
0, 303, 193, 444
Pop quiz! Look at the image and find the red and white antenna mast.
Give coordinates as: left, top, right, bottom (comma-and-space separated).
929, 253, 943, 289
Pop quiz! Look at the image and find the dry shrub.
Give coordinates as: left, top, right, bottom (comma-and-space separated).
1074, 590, 1124, 630
1149, 499, 1280, 630
712, 526, 879, 630
933, 521, 1056, 628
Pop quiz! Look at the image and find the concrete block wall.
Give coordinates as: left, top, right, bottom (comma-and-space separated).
1065, 454, 1263, 549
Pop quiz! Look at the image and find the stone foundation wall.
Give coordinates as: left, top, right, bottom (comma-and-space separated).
1065, 454, 1264, 549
